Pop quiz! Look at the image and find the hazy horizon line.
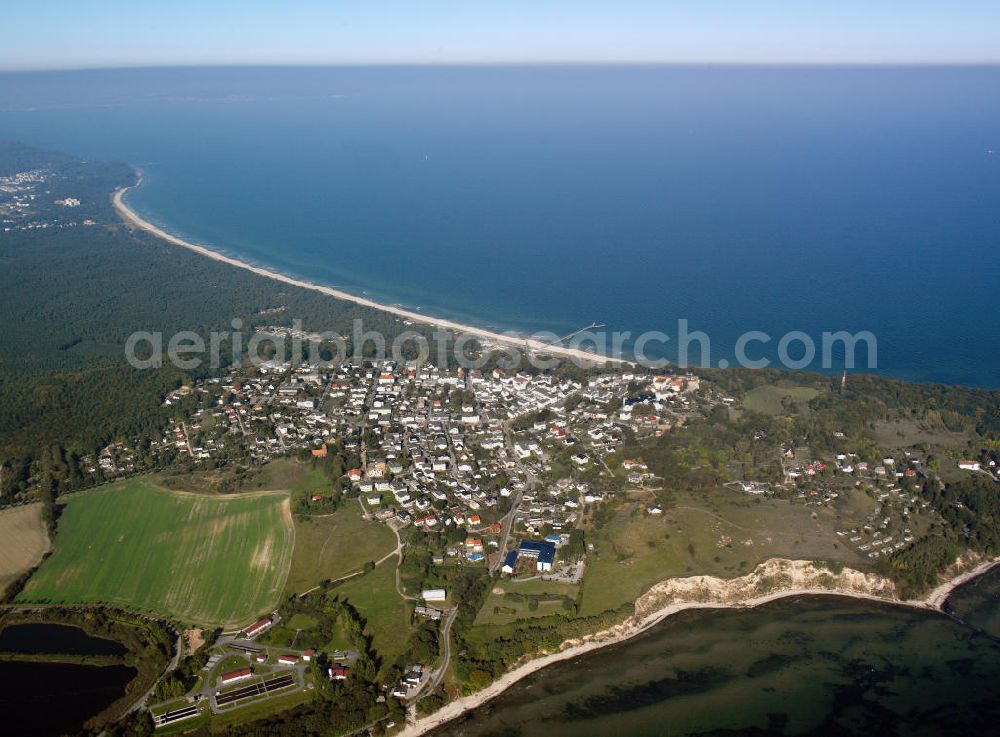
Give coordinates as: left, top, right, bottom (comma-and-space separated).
3, 60, 1000, 74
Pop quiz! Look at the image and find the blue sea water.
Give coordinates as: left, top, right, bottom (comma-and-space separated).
0, 66, 997, 385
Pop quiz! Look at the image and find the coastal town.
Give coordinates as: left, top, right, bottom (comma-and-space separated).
0, 165, 98, 232
20, 347, 983, 731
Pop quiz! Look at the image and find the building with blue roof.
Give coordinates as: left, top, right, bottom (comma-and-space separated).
518, 539, 556, 572
501, 549, 519, 575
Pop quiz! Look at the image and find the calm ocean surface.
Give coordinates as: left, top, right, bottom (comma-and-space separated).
0, 66, 997, 385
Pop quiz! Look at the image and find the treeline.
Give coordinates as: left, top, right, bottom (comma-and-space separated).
620, 405, 786, 497
0, 140, 75, 176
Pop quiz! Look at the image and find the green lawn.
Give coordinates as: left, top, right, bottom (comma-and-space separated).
336, 563, 412, 671
579, 492, 864, 616
283, 505, 396, 596
210, 654, 251, 688
17, 478, 294, 627
287, 464, 332, 497
285, 613, 319, 630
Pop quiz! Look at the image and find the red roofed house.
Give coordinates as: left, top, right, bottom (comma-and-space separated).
303, 648, 315, 662
243, 617, 272, 639
220, 668, 253, 686
277, 654, 298, 665
329, 665, 350, 681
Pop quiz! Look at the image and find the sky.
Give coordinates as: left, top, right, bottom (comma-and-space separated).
2, 1, 999, 70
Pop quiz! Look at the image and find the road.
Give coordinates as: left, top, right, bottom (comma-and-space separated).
180, 421, 195, 456
127, 626, 182, 714
410, 605, 460, 713
425, 606, 459, 693
489, 423, 535, 574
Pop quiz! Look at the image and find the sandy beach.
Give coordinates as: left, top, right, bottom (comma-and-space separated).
112, 181, 629, 367
395, 556, 1000, 737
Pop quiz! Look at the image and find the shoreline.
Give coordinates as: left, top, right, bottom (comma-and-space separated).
923, 556, 1000, 609
396, 556, 1000, 737
112, 181, 628, 366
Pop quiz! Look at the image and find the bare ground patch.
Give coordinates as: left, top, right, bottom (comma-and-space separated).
0, 504, 49, 593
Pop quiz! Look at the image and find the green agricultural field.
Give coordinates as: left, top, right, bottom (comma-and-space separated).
17, 478, 294, 627
283, 505, 396, 596
579, 491, 865, 616
743, 384, 821, 414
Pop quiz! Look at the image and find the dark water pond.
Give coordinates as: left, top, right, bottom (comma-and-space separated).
0, 623, 134, 735
0, 660, 136, 736
0, 623, 127, 656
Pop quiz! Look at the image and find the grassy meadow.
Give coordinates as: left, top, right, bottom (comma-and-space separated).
475, 578, 580, 626
578, 491, 865, 616
743, 384, 821, 414
283, 504, 396, 596
336, 562, 412, 672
